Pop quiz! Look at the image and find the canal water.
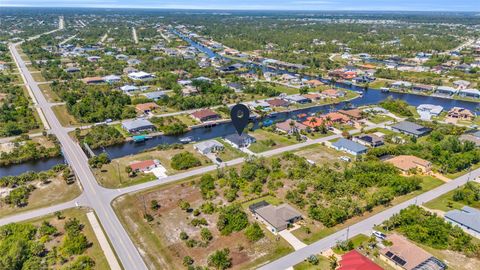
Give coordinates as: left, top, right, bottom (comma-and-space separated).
2, 32, 479, 177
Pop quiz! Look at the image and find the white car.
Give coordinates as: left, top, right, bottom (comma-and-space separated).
373, 230, 386, 240
340, 156, 351, 162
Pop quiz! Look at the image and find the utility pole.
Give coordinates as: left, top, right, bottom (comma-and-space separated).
346, 226, 350, 241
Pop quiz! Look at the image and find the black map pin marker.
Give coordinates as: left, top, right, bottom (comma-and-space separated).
230, 104, 250, 136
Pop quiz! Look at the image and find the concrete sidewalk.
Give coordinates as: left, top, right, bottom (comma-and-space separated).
86, 212, 122, 270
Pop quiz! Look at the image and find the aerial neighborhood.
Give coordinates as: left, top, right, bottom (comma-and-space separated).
1, 6, 480, 270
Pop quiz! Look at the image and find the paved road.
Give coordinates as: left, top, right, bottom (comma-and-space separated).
258, 168, 480, 270
9, 43, 148, 270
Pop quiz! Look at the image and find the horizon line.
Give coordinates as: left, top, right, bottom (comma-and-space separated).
1, 5, 479, 12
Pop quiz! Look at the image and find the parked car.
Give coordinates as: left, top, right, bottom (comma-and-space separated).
340, 156, 351, 162
105, 118, 113, 123
215, 157, 223, 163
373, 230, 386, 240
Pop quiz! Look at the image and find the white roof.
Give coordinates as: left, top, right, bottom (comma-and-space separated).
459, 89, 480, 95
417, 104, 443, 113
129, 71, 153, 79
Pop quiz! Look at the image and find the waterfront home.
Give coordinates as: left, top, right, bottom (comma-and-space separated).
447, 107, 475, 121
453, 80, 471, 89
128, 71, 155, 81
380, 234, 446, 270
246, 101, 271, 112
284, 94, 311, 104
194, 140, 224, 155
224, 133, 256, 148
331, 138, 368, 156
191, 109, 220, 122
412, 84, 434, 92
302, 93, 322, 101
276, 119, 308, 134
249, 201, 302, 234
129, 159, 159, 172
386, 155, 431, 173
390, 81, 412, 90
435, 86, 458, 96
306, 79, 324, 88
352, 75, 375, 84
391, 121, 431, 137
324, 112, 351, 124
321, 89, 345, 98
266, 98, 289, 108
416, 104, 443, 120
338, 108, 363, 120
458, 89, 480, 99
122, 119, 156, 134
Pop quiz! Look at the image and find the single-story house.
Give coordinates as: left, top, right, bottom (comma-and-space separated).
82, 76, 105, 84
447, 107, 475, 120
284, 95, 311, 104
302, 117, 327, 128
458, 89, 480, 99
194, 140, 224, 155
123, 67, 138, 74
120, 85, 139, 93
191, 109, 220, 122
391, 121, 431, 137
87, 56, 101, 62
250, 201, 302, 233
453, 80, 471, 90
436, 86, 458, 96
127, 58, 142, 65
129, 159, 159, 172
122, 119, 156, 134
115, 54, 129, 61
352, 75, 375, 84
181, 86, 199, 96
445, 206, 480, 234
276, 119, 308, 134
324, 112, 351, 124
227, 82, 244, 92
135, 102, 159, 114
417, 104, 443, 120
305, 79, 323, 88
412, 84, 434, 92
266, 98, 289, 107
246, 101, 271, 112
224, 133, 256, 148
353, 134, 384, 147
144, 91, 167, 101
302, 93, 322, 101
390, 81, 412, 89
321, 89, 345, 98
385, 155, 431, 173
338, 108, 363, 120
380, 234, 446, 270
65, 67, 80, 73
103, 74, 122, 83
331, 138, 368, 156
338, 250, 383, 270
128, 71, 155, 81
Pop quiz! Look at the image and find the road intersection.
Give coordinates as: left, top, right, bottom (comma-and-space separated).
3, 22, 480, 270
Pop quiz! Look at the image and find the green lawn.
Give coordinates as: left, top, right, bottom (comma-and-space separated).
38, 83, 61, 102
216, 139, 246, 161
368, 114, 394, 124
332, 234, 369, 255
52, 104, 80, 127
293, 255, 330, 270
241, 195, 284, 210
248, 129, 298, 153
424, 182, 480, 212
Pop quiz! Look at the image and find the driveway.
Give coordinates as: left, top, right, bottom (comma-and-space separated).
149, 166, 167, 179
279, 229, 307, 251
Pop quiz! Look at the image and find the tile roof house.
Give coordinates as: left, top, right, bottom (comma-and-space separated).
194, 140, 224, 155
391, 121, 431, 137
385, 155, 431, 173
303, 93, 322, 101
191, 109, 220, 122
380, 234, 446, 270
445, 206, 480, 234
224, 133, 256, 148
306, 79, 324, 88
266, 98, 289, 107
276, 119, 308, 134
129, 159, 159, 172
331, 138, 368, 156
338, 250, 383, 270
122, 119, 156, 134
324, 112, 351, 124
302, 117, 327, 128
447, 107, 475, 120
338, 109, 363, 120
135, 102, 159, 113
250, 201, 302, 233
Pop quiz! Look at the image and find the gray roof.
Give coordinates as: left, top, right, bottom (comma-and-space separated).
122, 119, 154, 131
332, 138, 367, 153
194, 140, 223, 152
285, 95, 310, 102
254, 203, 302, 230
224, 133, 255, 146
144, 91, 166, 100
445, 206, 480, 233
392, 121, 431, 136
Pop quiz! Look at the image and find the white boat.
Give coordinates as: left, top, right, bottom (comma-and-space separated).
179, 136, 194, 143
380, 87, 390, 93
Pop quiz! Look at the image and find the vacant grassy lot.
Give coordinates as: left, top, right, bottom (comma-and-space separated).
424, 182, 480, 212
23, 207, 111, 270
248, 129, 298, 153
0, 175, 82, 218
292, 176, 444, 244
112, 181, 293, 270
294, 143, 351, 167
38, 83, 61, 102
216, 139, 247, 161
52, 104, 80, 127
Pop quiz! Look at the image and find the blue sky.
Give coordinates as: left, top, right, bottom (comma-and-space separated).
2, 0, 479, 11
